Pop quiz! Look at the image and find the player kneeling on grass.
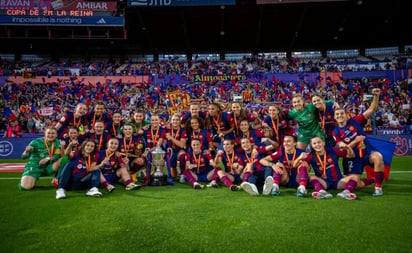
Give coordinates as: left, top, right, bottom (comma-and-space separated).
183, 138, 217, 189
213, 139, 243, 191
96, 138, 141, 192
165, 113, 188, 180
259, 135, 309, 197
19, 127, 62, 191
240, 139, 274, 196
118, 123, 146, 183
294, 136, 359, 200
56, 139, 102, 199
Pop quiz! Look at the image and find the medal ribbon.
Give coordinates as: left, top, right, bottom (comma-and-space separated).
44, 138, 54, 158
112, 124, 119, 137
85, 155, 91, 172
193, 153, 201, 173
358, 141, 365, 158
284, 149, 296, 168
97, 134, 103, 151
271, 118, 279, 143
213, 116, 221, 133
173, 128, 180, 139
234, 115, 238, 131
73, 115, 81, 128
315, 152, 327, 178
123, 137, 133, 157
192, 130, 200, 139
225, 152, 235, 172
319, 105, 326, 130
151, 127, 160, 146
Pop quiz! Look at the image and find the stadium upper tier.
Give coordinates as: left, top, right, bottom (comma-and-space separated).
1, 54, 411, 78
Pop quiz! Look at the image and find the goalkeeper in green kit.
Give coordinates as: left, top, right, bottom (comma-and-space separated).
19, 127, 62, 190
287, 94, 325, 150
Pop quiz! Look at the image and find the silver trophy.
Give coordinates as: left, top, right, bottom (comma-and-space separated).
150, 147, 167, 186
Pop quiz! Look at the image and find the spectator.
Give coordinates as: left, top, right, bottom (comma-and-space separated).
389, 115, 401, 129
26, 117, 36, 133
3, 114, 22, 138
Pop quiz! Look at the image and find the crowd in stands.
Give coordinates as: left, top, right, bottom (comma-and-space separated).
1, 53, 412, 77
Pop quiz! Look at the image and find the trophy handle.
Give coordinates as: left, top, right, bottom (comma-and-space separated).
167, 147, 173, 158
143, 148, 150, 158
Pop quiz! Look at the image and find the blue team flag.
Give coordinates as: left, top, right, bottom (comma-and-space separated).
365, 137, 395, 181
4, 108, 12, 117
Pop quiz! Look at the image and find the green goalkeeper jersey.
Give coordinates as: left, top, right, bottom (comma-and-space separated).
23, 137, 62, 176
288, 103, 322, 135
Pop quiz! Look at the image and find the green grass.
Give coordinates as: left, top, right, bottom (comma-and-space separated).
1, 157, 412, 253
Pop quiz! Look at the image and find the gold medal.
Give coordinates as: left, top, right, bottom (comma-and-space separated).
78, 125, 84, 135
359, 142, 366, 149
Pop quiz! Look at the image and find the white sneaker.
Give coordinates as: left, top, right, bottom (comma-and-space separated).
86, 187, 102, 197
206, 180, 218, 188
125, 182, 141, 190
262, 176, 274, 195
296, 185, 307, 197
106, 184, 115, 193
271, 183, 280, 196
193, 182, 204, 189
372, 187, 383, 197
337, 190, 357, 200
230, 185, 241, 191
312, 189, 333, 199
241, 182, 259, 196
179, 175, 186, 183
56, 188, 66, 199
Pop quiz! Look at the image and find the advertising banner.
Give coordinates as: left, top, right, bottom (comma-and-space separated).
0, 15, 124, 26
128, 0, 235, 7
192, 74, 247, 83
0, 139, 31, 159
0, 0, 117, 12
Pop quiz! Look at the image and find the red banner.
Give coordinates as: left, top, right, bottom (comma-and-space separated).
1, 0, 117, 12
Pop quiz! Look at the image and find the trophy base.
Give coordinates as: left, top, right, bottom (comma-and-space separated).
150, 175, 168, 186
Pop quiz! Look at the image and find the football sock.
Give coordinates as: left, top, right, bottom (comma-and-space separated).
374, 171, 384, 188
310, 179, 324, 192
344, 179, 358, 192
298, 166, 308, 186
220, 176, 232, 187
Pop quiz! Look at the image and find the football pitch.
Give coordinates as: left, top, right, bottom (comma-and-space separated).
1, 156, 411, 253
